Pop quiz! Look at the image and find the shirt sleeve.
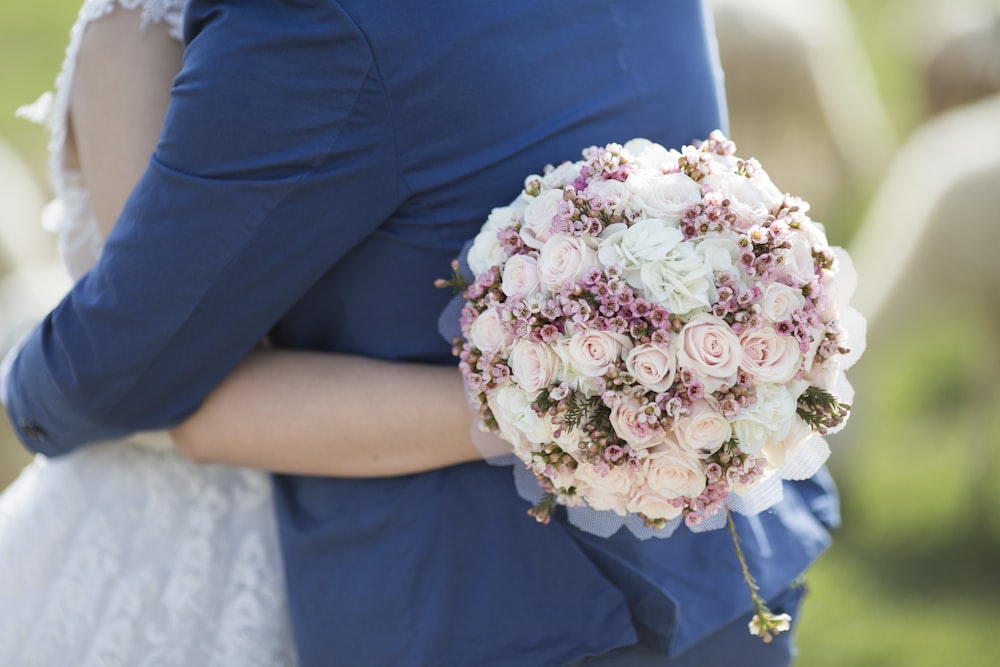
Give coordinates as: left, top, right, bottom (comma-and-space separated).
4, 0, 398, 456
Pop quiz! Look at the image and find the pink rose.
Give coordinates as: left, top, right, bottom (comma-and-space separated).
674, 399, 730, 457
501, 255, 542, 298
677, 314, 743, 392
468, 309, 512, 355
608, 394, 663, 450
520, 189, 564, 249
625, 342, 678, 393
508, 340, 561, 393
564, 330, 632, 377
779, 232, 817, 285
817, 268, 839, 323
627, 485, 683, 521
643, 442, 706, 499
740, 327, 802, 384
537, 235, 599, 292
760, 283, 805, 323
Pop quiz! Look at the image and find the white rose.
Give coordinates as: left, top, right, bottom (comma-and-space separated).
541, 161, 583, 189
740, 327, 802, 384
626, 171, 702, 223
508, 340, 561, 393
576, 463, 634, 516
598, 218, 683, 289
468, 309, 513, 355
467, 228, 505, 277
623, 138, 681, 171
761, 283, 805, 323
625, 342, 678, 393
538, 235, 599, 292
488, 385, 554, 448
703, 172, 780, 230
731, 384, 797, 455
584, 179, 630, 217
520, 189, 565, 250
501, 255, 542, 298
627, 486, 683, 521
638, 243, 714, 315
677, 314, 743, 392
608, 394, 663, 450
674, 399, 731, 457
643, 442, 707, 499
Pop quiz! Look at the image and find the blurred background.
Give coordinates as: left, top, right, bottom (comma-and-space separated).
1, 1, 998, 664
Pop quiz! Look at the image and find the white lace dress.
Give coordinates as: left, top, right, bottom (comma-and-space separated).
0, 2, 298, 665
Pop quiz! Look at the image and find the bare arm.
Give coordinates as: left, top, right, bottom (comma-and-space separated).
170, 350, 483, 476
71, 9, 485, 476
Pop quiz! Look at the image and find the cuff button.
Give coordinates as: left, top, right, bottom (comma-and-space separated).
19, 421, 47, 440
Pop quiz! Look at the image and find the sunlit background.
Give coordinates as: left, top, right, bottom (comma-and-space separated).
2, 1, 999, 664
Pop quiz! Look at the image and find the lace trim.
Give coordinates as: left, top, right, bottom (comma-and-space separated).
16, 0, 185, 281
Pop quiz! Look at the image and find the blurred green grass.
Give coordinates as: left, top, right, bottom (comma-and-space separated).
1, 2, 998, 665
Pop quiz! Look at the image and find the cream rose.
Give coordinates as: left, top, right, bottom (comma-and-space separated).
674, 399, 731, 457
563, 330, 632, 378
468, 309, 513, 355
677, 314, 743, 392
731, 384, 797, 455
761, 415, 813, 471
519, 188, 565, 249
643, 442, 707, 499
761, 283, 805, 323
501, 255, 542, 298
625, 171, 702, 223
627, 485, 683, 521
625, 342, 678, 393
508, 340, 561, 393
740, 327, 802, 384
537, 235, 599, 292
576, 463, 634, 516
608, 394, 663, 450
541, 161, 582, 189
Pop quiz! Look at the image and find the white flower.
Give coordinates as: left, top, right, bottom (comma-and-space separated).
468, 309, 513, 355
638, 243, 714, 315
677, 313, 743, 392
467, 229, 505, 276
584, 179, 630, 217
598, 218, 683, 289
488, 385, 553, 449
740, 327, 802, 384
537, 235, 599, 292
622, 138, 681, 171
541, 161, 582, 189
520, 188, 565, 249
508, 340, 561, 393
731, 384, 797, 455
626, 170, 702, 223
695, 233, 741, 275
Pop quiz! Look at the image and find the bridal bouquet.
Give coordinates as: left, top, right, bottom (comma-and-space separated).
440, 131, 861, 640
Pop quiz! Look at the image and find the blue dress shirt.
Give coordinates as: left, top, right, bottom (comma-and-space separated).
5, 1, 838, 664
